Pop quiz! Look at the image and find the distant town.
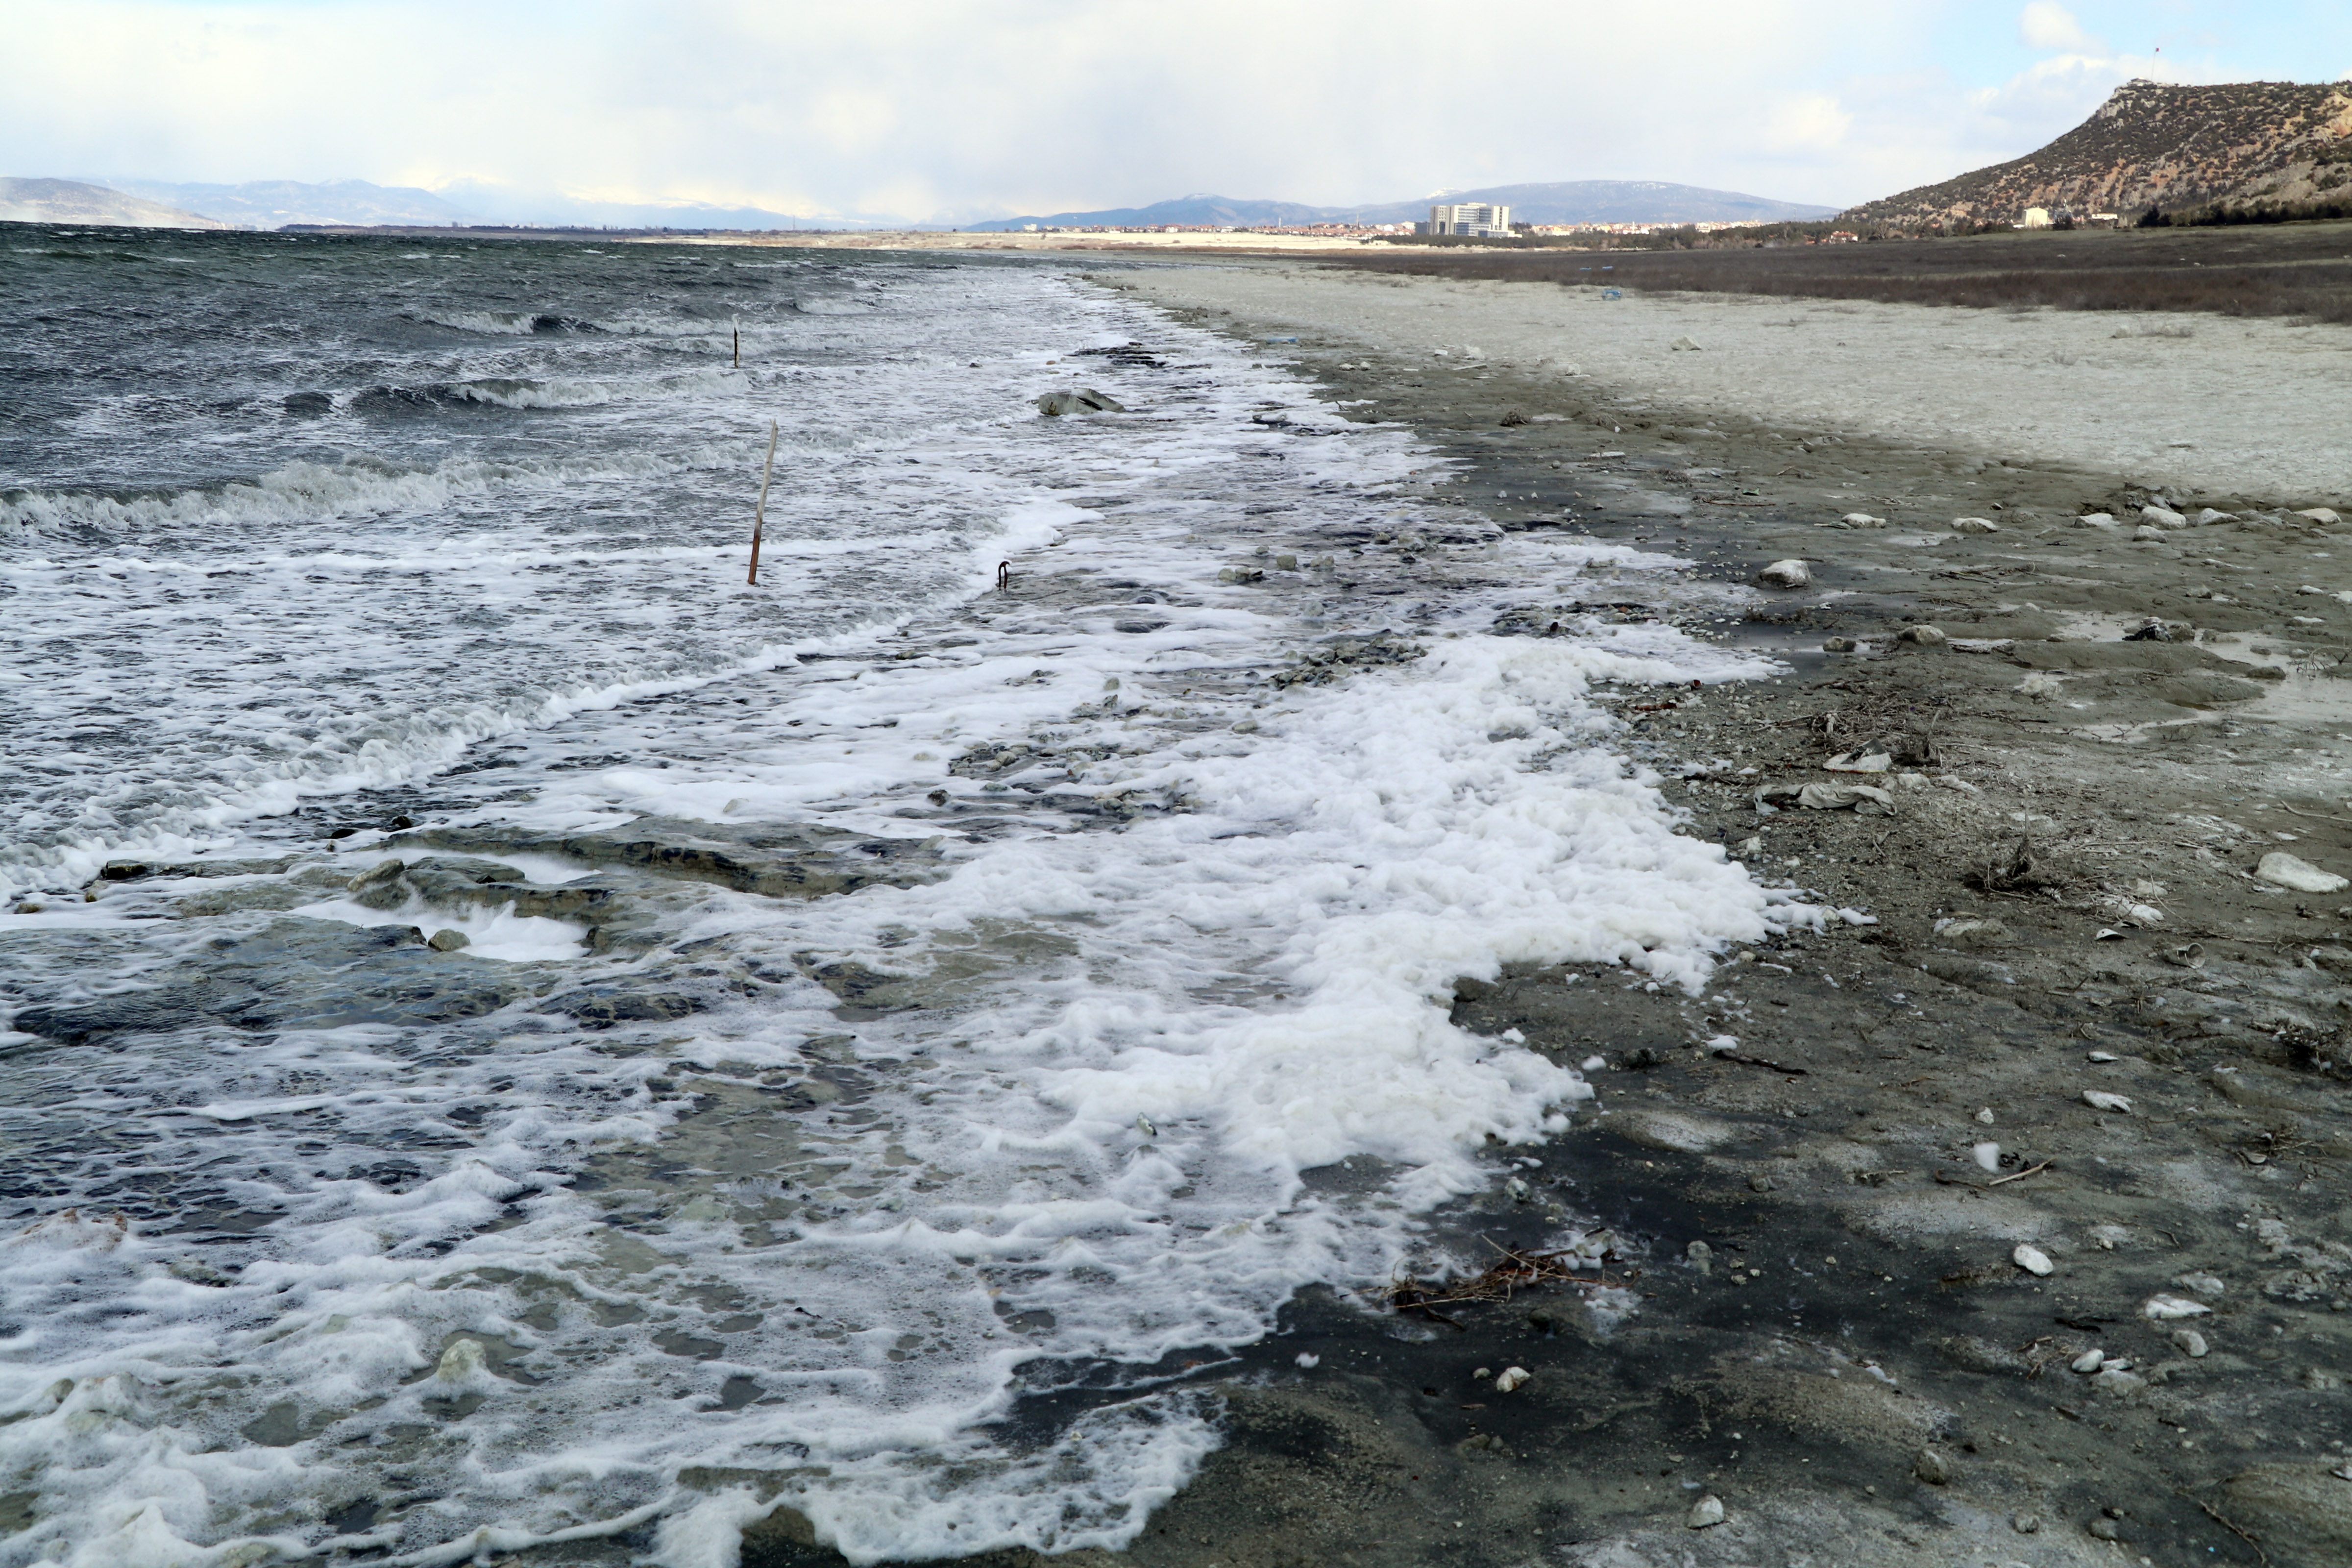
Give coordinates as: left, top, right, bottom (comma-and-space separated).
1006, 200, 1782, 241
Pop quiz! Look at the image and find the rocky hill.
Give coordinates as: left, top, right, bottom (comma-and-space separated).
1846, 77, 2352, 229
0, 177, 226, 228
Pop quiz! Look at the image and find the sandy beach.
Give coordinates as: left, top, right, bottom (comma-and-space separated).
1111, 259, 2352, 504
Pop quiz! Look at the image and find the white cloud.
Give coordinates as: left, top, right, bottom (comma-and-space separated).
1764, 95, 1856, 154
2019, 1, 2100, 53
0, 0, 2253, 221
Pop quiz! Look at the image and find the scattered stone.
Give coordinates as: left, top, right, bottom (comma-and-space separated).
2132, 525, 2170, 542
2077, 512, 2117, 528
1670, 336, 1703, 352
1034, 388, 1124, 416
1686, 1494, 1725, 1529
2142, 1294, 2212, 1320
1494, 1366, 1530, 1393
2255, 852, 2349, 894
2172, 1328, 2209, 1358
2071, 1348, 2109, 1373
2294, 508, 2343, 525
1952, 516, 2000, 533
1894, 624, 1947, 647
1686, 1240, 1714, 1275
1913, 1448, 1950, 1485
1822, 636, 1858, 652
2143, 506, 2187, 527
426, 929, 470, 953
2087, 1517, 2122, 1541
2012, 1513, 2041, 1534
2081, 1090, 2133, 1113
2013, 1244, 2055, 1276
1759, 559, 1812, 588
2174, 1272, 2226, 1298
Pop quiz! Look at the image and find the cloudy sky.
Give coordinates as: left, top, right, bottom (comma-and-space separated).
7, 0, 2348, 221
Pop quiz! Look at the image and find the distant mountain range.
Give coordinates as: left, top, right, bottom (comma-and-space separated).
0, 176, 876, 231
1844, 77, 2352, 228
0, 177, 225, 229
107, 178, 475, 228
2, 172, 1838, 236
965, 180, 1840, 230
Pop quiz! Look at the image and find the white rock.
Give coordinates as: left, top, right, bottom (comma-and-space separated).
434, 1339, 487, 1381
2132, 525, 2170, 542
1838, 512, 1886, 528
2087, 1050, 2119, 1062
2071, 1348, 2108, 1373
1670, 336, 1704, 351
2082, 1090, 2134, 1113
2172, 1329, 2209, 1358
2077, 512, 2117, 527
2142, 1294, 2212, 1320
1759, 559, 1812, 588
2295, 508, 2342, 525
1687, 1494, 1725, 1528
1975, 1107, 1996, 1125
1494, 1365, 1530, 1393
2255, 852, 2349, 894
2142, 506, 2187, 527
2174, 1271, 2226, 1297
1952, 516, 2000, 533
2013, 1244, 2054, 1276
1973, 1141, 2002, 1172
2193, 507, 2233, 524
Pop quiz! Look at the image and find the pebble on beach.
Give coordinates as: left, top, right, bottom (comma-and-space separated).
1758, 559, 1812, 588
2013, 1244, 2054, 1276
1686, 1494, 1725, 1528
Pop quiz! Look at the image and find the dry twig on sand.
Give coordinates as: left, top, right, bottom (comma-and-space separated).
1383, 1244, 1608, 1326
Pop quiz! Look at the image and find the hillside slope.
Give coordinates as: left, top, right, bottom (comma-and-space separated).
1847, 77, 2352, 228
0, 177, 225, 228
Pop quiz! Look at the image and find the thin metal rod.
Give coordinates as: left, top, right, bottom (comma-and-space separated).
748, 420, 778, 585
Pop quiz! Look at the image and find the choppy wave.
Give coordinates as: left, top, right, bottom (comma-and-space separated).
0, 447, 702, 538
421, 309, 602, 335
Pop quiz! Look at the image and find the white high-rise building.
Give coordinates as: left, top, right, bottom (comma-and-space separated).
1424, 203, 1512, 237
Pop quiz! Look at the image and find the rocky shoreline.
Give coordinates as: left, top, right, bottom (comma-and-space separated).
919, 269, 2352, 1568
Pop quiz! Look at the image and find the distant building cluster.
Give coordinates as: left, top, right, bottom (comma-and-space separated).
1419, 202, 1512, 236
2018, 206, 2121, 229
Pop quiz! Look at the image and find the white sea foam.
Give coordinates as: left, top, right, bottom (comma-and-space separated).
0, 257, 1799, 1568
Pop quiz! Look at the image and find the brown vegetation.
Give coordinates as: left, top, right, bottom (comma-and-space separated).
1323, 221, 2352, 325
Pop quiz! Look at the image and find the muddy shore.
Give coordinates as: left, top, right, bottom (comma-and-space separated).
727, 269, 2352, 1568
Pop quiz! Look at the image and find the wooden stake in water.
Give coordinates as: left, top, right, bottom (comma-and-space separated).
733, 328, 740, 368
747, 420, 778, 585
